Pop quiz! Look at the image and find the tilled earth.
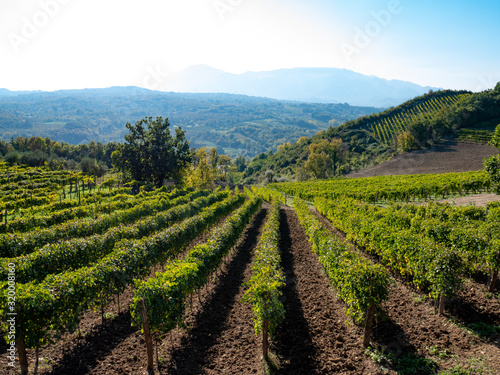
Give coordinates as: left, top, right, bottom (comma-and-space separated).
1, 205, 499, 374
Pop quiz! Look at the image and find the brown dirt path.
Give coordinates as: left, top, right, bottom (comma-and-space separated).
437, 193, 500, 207
162, 207, 267, 375
272, 206, 379, 374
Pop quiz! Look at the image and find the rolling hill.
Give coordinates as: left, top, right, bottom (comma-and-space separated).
240, 84, 500, 184
0, 87, 381, 158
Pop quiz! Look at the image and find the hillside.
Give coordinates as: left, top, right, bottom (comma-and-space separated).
344, 90, 471, 144
164, 65, 439, 107
241, 84, 500, 184
346, 140, 498, 177
0, 88, 380, 158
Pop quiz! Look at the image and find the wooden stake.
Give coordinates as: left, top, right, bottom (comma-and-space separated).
34, 344, 40, 375
140, 300, 155, 375
155, 335, 160, 372
18, 328, 29, 375
488, 271, 498, 292
262, 318, 269, 363
438, 295, 446, 315
363, 304, 376, 347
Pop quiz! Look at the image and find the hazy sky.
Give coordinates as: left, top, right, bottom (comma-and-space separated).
1, 0, 499, 92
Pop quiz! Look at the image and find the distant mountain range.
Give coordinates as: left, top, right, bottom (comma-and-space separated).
161, 65, 440, 107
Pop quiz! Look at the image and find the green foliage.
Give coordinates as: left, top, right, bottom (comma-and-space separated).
187, 147, 217, 189
1, 190, 229, 284
314, 197, 465, 301
242, 200, 285, 335
0, 192, 246, 349
250, 186, 286, 203
80, 157, 108, 177
393, 353, 438, 375
465, 322, 500, 339
294, 197, 390, 324
0, 188, 194, 258
241, 86, 500, 183
131, 196, 262, 334
0, 90, 379, 159
367, 91, 471, 145
270, 171, 489, 203
440, 357, 494, 375
457, 129, 493, 143
112, 116, 191, 187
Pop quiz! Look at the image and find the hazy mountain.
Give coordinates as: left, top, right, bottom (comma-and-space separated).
162, 65, 439, 107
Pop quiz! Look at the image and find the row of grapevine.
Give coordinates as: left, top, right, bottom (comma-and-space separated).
242, 200, 285, 362
249, 186, 286, 203
7, 186, 132, 220
1, 193, 246, 374
131, 196, 262, 373
377, 202, 499, 291
269, 171, 490, 203
391, 200, 491, 223
0, 186, 175, 233
294, 198, 390, 346
0, 188, 201, 257
369, 93, 471, 143
0, 169, 71, 184
457, 128, 494, 143
0, 180, 66, 192
315, 197, 463, 314
0, 191, 230, 284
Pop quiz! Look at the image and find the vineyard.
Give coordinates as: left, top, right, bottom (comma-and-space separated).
457, 129, 494, 144
0, 166, 499, 374
365, 92, 471, 144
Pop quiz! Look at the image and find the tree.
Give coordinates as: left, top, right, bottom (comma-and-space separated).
112, 117, 191, 188
4, 151, 20, 166
304, 138, 344, 179
484, 124, 500, 194
397, 131, 416, 152
217, 155, 232, 181
235, 155, 247, 172
80, 157, 107, 178
188, 147, 215, 189
264, 170, 274, 183
304, 151, 332, 180
209, 147, 219, 171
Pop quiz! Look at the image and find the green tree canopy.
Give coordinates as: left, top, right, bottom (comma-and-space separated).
112, 117, 191, 187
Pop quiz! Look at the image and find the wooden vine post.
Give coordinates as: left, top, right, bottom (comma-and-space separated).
262, 292, 270, 363
262, 318, 270, 363
17, 324, 29, 375
489, 270, 498, 293
362, 304, 375, 347
436, 295, 446, 315
139, 300, 155, 375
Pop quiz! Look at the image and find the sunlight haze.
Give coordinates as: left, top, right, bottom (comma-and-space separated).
1, 0, 499, 92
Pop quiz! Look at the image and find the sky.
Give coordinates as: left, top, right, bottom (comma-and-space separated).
0, 0, 499, 92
